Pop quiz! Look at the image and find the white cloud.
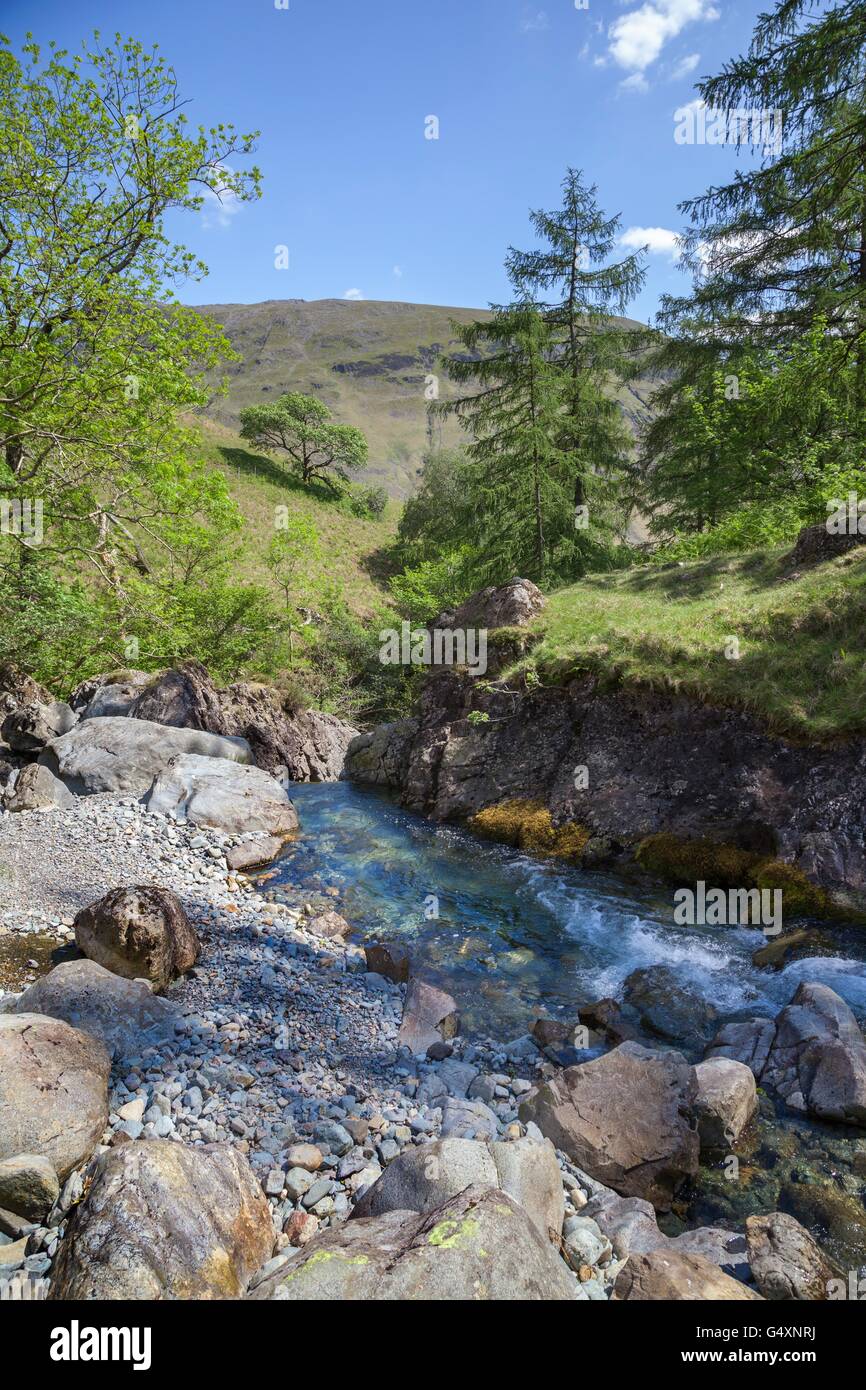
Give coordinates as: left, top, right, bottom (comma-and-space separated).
609, 0, 718, 75
671, 50, 700, 78
520, 9, 550, 31
620, 225, 681, 261
392, 265, 403, 279
619, 71, 649, 93
343, 288, 364, 300
201, 163, 242, 230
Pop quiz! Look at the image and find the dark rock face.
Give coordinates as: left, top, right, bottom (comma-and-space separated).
518, 1042, 700, 1211
49, 1140, 274, 1300
2, 700, 77, 752
0, 665, 50, 719
622, 965, 719, 1051
345, 668, 866, 899
129, 661, 228, 733
73, 886, 200, 993
785, 521, 866, 571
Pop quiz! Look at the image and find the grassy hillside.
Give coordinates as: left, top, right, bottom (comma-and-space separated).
193, 298, 656, 499
197, 416, 398, 620
520, 546, 866, 740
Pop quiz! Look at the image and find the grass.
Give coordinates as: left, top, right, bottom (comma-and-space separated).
515, 544, 866, 739
196, 416, 399, 621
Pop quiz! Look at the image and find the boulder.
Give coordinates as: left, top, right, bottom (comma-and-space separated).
40, 716, 252, 795
613, 1249, 763, 1301
220, 683, 359, 781
583, 1189, 749, 1278
73, 886, 200, 993
518, 1042, 700, 1210
4, 762, 75, 812
397, 978, 460, 1054
745, 1212, 837, 1301
351, 1136, 564, 1239
432, 577, 546, 633
2, 700, 77, 753
128, 661, 227, 731
49, 1140, 274, 1300
250, 1185, 578, 1301
439, 1095, 499, 1141
692, 1057, 757, 1150
622, 965, 719, 1051
15, 959, 181, 1058
224, 836, 284, 871
785, 521, 866, 571
72, 671, 153, 719
144, 753, 297, 837
305, 910, 351, 941
705, 1017, 776, 1075
0, 1013, 109, 1180
0, 664, 50, 718
761, 981, 866, 1124
0, 1153, 60, 1220
364, 941, 411, 984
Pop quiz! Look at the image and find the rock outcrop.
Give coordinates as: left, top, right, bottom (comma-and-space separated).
518, 1042, 700, 1210
49, 1140, 274, 1300
73, 886, 200, 993
0, 1013, 110, 1180
40, 716, 252, 795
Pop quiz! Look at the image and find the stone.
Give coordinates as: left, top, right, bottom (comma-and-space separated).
583, 1190, 749, 1278
364, 941, 411, 983
145, 753, 297, 837
225, 837, 284, 871
0, 1154, 60, 1220
612, 1250, 763, 1301
1, 700, 77, 753
220, 683, 359, 782
5, 762, 75, 812
622, 965, 719, 1052
761, 981, 866, 1124
128, 662, 228, 732
439, 1095, 499, 1141
40, 716, 251, 795
705, 1017, 776, 1075
284, 1210, 318, 1247
0, 1013, 109, 1181
313, 1120, 353, 1156
692, 1057, 757, 1149
73, 885, 200, 993
250, 1185, 578, 1302
519, 1042, 699, 1210
15, 959, 181, 1058
49, 1140, 274, 1300
0, 1237, 28, 1272
397, 978, 460, 1053
745, 1212, 837, 1301
432, 578, 546, 634
284, 1144, 323, 1173
72, 671, 152, 719
351, 1136, 564, 1239
306, 910, 352, 941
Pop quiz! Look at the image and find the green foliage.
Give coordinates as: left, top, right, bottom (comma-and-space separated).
239, 392, 368, 491
346, 484, 388, 519
389, 550, 474, 625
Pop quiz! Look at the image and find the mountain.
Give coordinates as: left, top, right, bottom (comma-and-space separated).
193, 298, 656, 499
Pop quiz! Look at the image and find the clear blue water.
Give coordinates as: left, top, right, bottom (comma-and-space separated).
267, 782, 866, 1038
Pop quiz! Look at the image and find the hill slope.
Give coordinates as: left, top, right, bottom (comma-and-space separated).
193, 298, 655, 499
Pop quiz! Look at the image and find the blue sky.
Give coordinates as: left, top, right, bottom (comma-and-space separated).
5, 0, 769, 321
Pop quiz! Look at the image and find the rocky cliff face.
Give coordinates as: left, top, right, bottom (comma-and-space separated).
345, 591, 866, 901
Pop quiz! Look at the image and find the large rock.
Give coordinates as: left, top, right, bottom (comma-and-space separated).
583, 1189, 749, 1277
4, 762, 75, 812
397, 978, 460, 1054
0, 1153, 60, 1220
220, 682, 359, 781
519, 1042, 700, 1210
351, 1136, 564, 1240
622, 965, 718, 1052
144, 753, 298, 837
2, 700, 77, 753
0, 664, 50, 719
73, 886, 200, 993
432, 578, 546, 633
760, 981, 866, 1124
250, 1185, 578, 1301
128, 661, 228, 732
613, 1249, 763, 1301
15, 960, 181, 1058
71, 670, 153, 719
704, 1017, 776, 1075
49, 1140, 274, 1300
40, 716, 252, 795
692, 1057, 757, 1150
745, 1212, 837, 1301
364, 941, 411, 983
0, 1013, 109, 1180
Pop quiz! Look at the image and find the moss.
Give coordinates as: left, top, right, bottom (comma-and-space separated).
427, 1217, 480, 1249
635, 833, 760, 888
750, 859, 843, 920
469, 799, 590, 862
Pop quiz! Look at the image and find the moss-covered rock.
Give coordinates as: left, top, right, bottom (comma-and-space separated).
469, 799, 589, 861
635, 833, 760, 888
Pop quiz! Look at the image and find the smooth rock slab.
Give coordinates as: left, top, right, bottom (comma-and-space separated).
74, 885, 200, 993
0, 1013, 109, 1181
145, 753, 297, 837
41, 716, 252, 795
49, 1140, 274, 1300
351, 1136, 564, 1239
613, 1249, 763, 1301
15, 959, 181, 1058
250, 1185, 578, 1301
519, 1041, 700, 1211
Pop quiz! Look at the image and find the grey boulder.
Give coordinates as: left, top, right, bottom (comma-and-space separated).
4, 762, 75, 812
0, 1013, 109, 1180
692, 1057, 757, 1149
1, 700, 77, 753
40, 716, 252, 795
15, 959, 181, 1058
250, 1185, 578, 1301
745, 1212, 837, 1300
144, 753, 298, 837
397, 978, 460, 1053
0, 1153, 60, 1220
